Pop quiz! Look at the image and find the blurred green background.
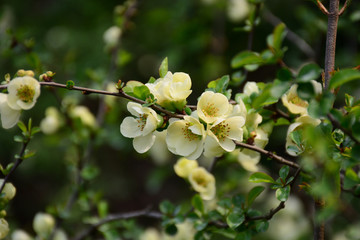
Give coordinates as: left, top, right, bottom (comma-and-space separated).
1, 0, 360, 239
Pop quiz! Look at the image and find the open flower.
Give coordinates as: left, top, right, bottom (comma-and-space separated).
120, 102, 162, 153
174, 157, 199, 178
197, 91, 231, 124
146, 71, 192, 111
188, 167, 216, 200
205, 116, 245, 156
7, 76, 41, 111
286, 115, 321, 156
166, 116, 206, 160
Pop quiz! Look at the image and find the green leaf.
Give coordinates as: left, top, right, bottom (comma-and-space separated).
275, 185, 290, 201
17, 121, 27, 133
232, 194, 245, 209
297, 82, 315, 100
31, 126, 41, 136
192, 194, 204, 214
66, 80, 75, 89
267, 23, 286, 53
277, 68, 293, 81
148, 76, 156, 83
207, 75, 230, 94
159, 200, 175, 215
246, 186, 265, 207
14, 135, 24, 143
331, 129, 345, 145
133, 85, 150, 101
290, 130, 302, 147
329, 69, 360, 89
308, 91, 335, 118
165, 224, 177, 236
226, 212, 245, 229
81, 165, 100, 180
97, 201, 108, 218
23, 150, 36, 159
249, 172, 276, 184
279, 166, 290, 180
255, 221, 269, 233
1, 163, 14, 176
297, 63, 322, 82
159, 57, 168, 78
231, 51, 263, 69
345, 93, 354, 107
235, 231, 252, 240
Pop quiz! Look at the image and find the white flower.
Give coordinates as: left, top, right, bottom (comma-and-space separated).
205, 116, 245, 153
33, 212, 55, 237
197, 91, 231, 124
103, 26, 122, 47
11, 230, 32, 240
146, 71, 192, 111
0, 218, 9, 239
243, 81, 259, 97
69, 106, 97, 128
0, 93, 21, 129
227, 0, 250, 22
7, 76, 41, 111
188, 167, 216, 200
149, 130, 172, 165
53, 229, 68, 240
139, 228, 162, 240
0, 179, 16, 201
174, 158, 199, 178
281, 80, 322, 115
286, 115, 321, 156
40, 107, 63, 134
166, 116, 206, 160
120, 102, 162, 153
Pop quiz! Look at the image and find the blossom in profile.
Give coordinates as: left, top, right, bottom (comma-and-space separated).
0, 179, 16, 201
197, 91, 231, 124
188, 167, 216, 200
166, 116, 206, 160
286, 115, 321, 156
146, 71, 192, 111
120, 102, 162, 153
40, 107, 63, 134
33, 213, 55, 237
174, 157, 199, 178
69, 106, 97, 129
11, 230, 32, 240
0, 76, 40, 129
282, 80, 322, 115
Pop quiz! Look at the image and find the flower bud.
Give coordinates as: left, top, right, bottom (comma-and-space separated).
0, 218, 9, 239
0, 180, 16, 201
33, 212, 55, 237
16, 69, 26, 77
11, 230, 32, 240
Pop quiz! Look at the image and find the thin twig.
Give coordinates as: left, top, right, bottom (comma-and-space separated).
339, 0, 350, 16
72, 207, 162, 240
317, 0, 330, 15
235, 142, 300, 169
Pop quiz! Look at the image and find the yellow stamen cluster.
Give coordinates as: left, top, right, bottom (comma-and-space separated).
203, 103, 219, 117
16, 85, 35, 103
136, 114, 147, 131
182, 123, 198, 141
211, 122, 230, 142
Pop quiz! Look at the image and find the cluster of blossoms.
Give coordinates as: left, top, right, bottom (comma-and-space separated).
0, 71, 41, 129
281, 80, 322, 156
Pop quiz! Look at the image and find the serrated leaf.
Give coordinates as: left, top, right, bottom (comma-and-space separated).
329, 69, 360, 89
275, 185, 290, 201
297, 63, 322, 82
231, 51, 263, 69
246, 186, 265, 207
226, 212, 245, 229
159, 57, 168, 78
249, 172, 276, 184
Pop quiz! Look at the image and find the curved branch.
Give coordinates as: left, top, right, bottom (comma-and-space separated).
72, 207, 162, 240
236, 142, 300, 169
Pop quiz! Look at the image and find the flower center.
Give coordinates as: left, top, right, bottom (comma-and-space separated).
136, 114, 148, 131
211, 122, 230, 141
194, 174, 207, 187
289, 94, 308, 108
182, 123, 201, 141
17, 85, 35, 103
203, 103, 219, 117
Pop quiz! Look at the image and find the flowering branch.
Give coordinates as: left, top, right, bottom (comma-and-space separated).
72, 207, 162, 240
236, 142, 300, 169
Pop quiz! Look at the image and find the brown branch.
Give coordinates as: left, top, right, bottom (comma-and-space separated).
236, 142, 300, 169
71, 207, 162, 240
339, 0, 350, 16
324, 0, 340, 89
317, 0, 330, 15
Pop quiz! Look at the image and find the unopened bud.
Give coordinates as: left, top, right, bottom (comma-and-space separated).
11, 230, 32, 240
25, 70, 35, 77
0, 180, 16, 201
0, 218, 9, 239
16, 69, 26, 77
33, 212, 55, 237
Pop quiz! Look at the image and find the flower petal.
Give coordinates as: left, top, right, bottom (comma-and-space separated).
133, 133, 156, 153
120, 116, 142, 138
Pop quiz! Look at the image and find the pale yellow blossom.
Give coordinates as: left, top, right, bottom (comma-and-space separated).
0, 180, 16, 201
174, 158, 199, 178
33, 213, 55, 237
197, 91, 231, 124
0, 218, 9, 239
11, 230, 32, 240
188, 167, 216, 200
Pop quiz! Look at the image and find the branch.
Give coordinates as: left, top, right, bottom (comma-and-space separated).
0, 140, 29, 194
316, 0, 329, 15
72, 207, 162, 240
235, 142, 300, 169
0, 81, 185, 119
339, 0, 350, 16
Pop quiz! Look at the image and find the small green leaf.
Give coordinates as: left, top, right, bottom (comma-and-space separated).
159, 57, 168, 78
81, 165, 100, 180
275, 185, 290, 201
308, 91, 335, 118
97, 201, 108, 218
133, 85, 151, 101
159, 200, 175, 215
249, 172, 276, 184
329, 69, 360, 89
184, 107, 192, 115
232, 194, 245, 209
297, 63, 322, 82
235, 231, 252, 240
247, 186, 265, 207
14, 135, 24, 143
331, 129, 344, 145
31, 126, 41, 136
66, 80, 75, 89
231, 51, 263, 69
279, 166, 290, 180
148, 76, 156, 83
345, 93, 354, 107
17, 121, 27, 133
207, 75, 230, 94
255, 221, 269, 233
226, 212, 245, 229
1, 163, 14, 175
23, 150, 36, 159
297, 82, 315, 100
277, 68, 293, 81
192, 194, 204, 214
